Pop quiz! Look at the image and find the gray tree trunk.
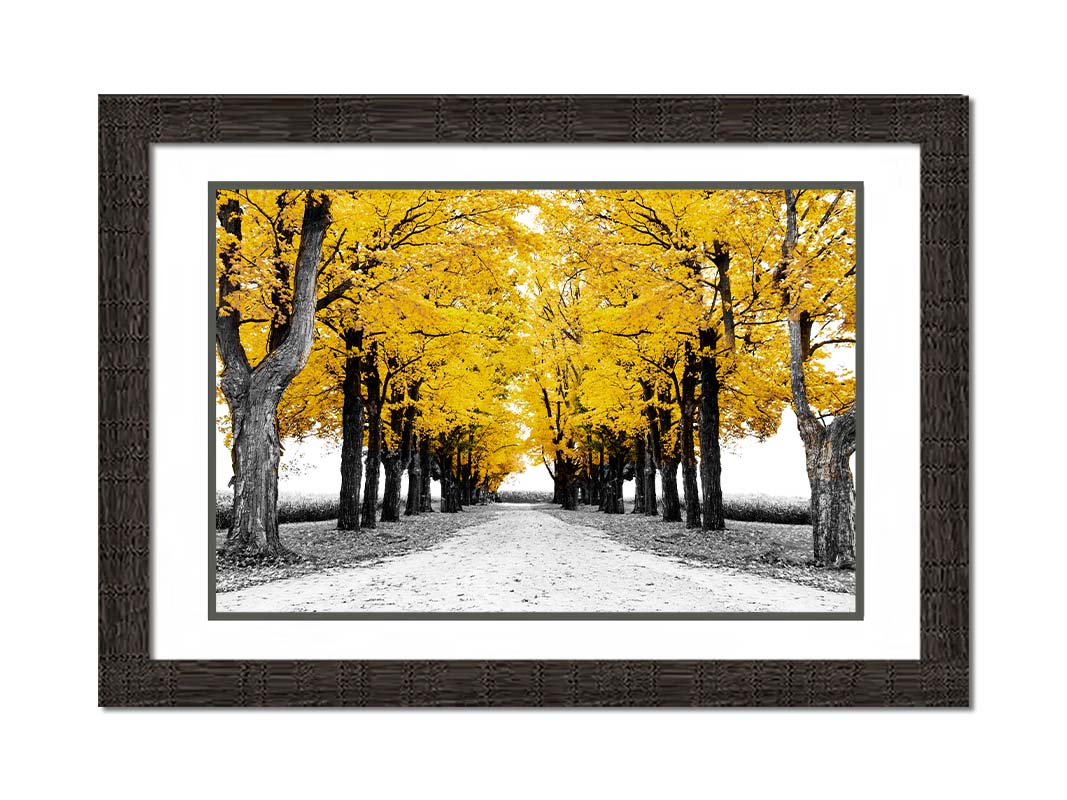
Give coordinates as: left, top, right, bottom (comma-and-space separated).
789, 317, 857, 566
419, 436, 434, 512
640, 383, 660, 517
698, 328, 725, 531
659, 461, 681, 522
658, 387, 682, 523
439, 448, 462, 513
632, 432, 646, 514
559, 455, 579, 510
226, 386, 284, 553
380, 386, 413, 523
380, 453, 404, 522
360, 342, 382, 529
337, 328, 364, 531
643, 430, 658, 517
681, 342, 702, 529
405, 434, 421, 516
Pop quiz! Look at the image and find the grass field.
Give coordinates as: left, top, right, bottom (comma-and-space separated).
215, 489, 338, 530
219, 489, 812, 527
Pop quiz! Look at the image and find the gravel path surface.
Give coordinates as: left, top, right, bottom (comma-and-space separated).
215, 505, 854, 614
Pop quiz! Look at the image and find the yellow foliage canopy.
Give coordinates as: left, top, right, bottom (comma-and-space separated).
216, 188, 856, 490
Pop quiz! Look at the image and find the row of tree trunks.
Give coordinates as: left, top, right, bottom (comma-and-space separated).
572, 323, 727, 530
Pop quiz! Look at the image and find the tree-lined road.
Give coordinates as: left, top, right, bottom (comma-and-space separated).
216, 505, 853, 614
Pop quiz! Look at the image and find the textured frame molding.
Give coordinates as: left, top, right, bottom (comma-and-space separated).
99, 95, 969, 707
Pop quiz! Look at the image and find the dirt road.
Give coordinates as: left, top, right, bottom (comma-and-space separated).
215, 505, 853, 614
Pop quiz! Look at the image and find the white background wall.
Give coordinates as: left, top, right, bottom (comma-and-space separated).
2, 2, 1062, 798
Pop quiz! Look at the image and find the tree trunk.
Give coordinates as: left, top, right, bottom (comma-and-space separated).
360, 346, 382, 530
601, 455, 618, 514
640, 382, 660, 517
633, 432, 646, 514
681, 342, 702, 529
610, 452, 625, 513
439, 448, 461, 513
712, 242, 736, 352
659, 461, 681, 522
789, 316, 857, 566
227, 387, 285, 554
643, 430, 658, 516
464, 434, 475, 506
419, 436, 434, 512
681, 442, 700, 527
455, 447, 466, 511
380, 453, 404, 522
698, 328, 725, 531
405, 434, 421, 516
337, 328, 364, 531
559, 456, 578, 510
806, 409, 857, 566
452, 449, 464, 511
437, 450, 452, 512
580, 452, 592, 505
658, 387, 682, 523
552, 454, 564, 504
216, 192, 331, 556
381, 383, 417, 523
596, 449, 606, 512
361, 411, 382, 527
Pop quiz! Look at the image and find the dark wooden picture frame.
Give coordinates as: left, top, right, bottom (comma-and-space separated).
99, 95, 969, 707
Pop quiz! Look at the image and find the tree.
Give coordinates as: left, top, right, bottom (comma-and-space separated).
215, 190, 332, 555
275, 189, 530, 528
779, 189, 857, 566
518, 211, 588, 510
569, 190, 789, 529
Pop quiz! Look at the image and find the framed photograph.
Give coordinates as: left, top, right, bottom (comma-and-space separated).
99, 95, 969, 706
